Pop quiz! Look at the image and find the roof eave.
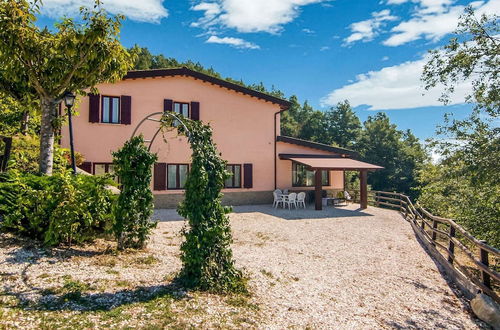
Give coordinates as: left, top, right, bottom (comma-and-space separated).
123, 67, 291, 108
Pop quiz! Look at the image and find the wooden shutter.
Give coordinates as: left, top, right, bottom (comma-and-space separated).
190, 101, 200, 120
89, 94, 100, 123
243, 163, 253, 189
164, 99, 173, 112
153, 163, 167, 190
78, 161, 92, 174
121, 95, 132, 125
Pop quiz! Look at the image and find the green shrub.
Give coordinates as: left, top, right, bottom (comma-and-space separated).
112, 135, 157, 250
0, 171, 116, 246
7, 134, 83, 174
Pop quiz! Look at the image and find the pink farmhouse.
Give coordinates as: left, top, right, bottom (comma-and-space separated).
61, 68, 381, 209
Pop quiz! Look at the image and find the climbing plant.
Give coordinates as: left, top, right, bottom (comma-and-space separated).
112, 135, 157, 250
160, 114, 246, 293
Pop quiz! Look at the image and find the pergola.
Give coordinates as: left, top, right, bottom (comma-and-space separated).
285, 157, 383, 210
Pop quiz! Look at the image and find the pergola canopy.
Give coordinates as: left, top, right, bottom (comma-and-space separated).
289, 157, 383, 170
282, 155, 383, 211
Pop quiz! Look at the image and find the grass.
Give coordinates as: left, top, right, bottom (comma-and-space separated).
134, 255, 159, 265
0, 286, 262, 329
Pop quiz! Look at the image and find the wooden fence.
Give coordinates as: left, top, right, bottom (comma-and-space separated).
0, 136, 12, 172
372, 190, 499, 303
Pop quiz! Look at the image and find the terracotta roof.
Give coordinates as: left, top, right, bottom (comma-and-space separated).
123, 67, 291, 108
276, 136, 359, 158
289, 157, 383, 170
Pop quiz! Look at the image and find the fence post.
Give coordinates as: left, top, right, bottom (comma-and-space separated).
447, 226, 455, 264
431, 219, 438, 246
479, 241, 491, 289
375, 191, 379, 207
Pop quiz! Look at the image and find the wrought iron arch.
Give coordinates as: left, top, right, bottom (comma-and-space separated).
131, 111, 191, 152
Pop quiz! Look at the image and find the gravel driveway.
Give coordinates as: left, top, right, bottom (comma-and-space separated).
155, 204, 481, 328
0, 204, 482, 328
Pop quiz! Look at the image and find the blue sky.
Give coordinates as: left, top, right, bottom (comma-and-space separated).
36, 0, 500, 140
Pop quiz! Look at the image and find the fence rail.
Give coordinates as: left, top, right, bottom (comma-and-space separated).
372, 190, 499, 303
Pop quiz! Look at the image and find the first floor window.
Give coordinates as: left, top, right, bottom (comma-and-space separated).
167, 164, 189, 189
102, 96, 120, 124
225, 164, 241, 188
292, 162, 329, 187
174, 102, 189, 117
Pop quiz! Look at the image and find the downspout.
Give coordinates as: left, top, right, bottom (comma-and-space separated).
274, 106, 288, 190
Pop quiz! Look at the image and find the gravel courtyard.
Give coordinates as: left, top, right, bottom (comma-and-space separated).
0, 204, 483, 329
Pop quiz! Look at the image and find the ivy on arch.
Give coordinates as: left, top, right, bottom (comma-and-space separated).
159, 114, 246, 293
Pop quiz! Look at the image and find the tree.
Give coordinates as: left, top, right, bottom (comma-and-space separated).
358, 113, 427, 197
420, 7, 499, 246
0, 0, 134, 174
422, 7, 499, 116
323, 100, 361, 148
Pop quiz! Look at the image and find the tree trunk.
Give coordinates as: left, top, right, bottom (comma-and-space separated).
39, 97, 57, 175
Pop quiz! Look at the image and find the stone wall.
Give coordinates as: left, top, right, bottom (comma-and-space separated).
154, 191, 274, 209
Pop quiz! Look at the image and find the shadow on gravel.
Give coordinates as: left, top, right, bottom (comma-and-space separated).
153, 204, 375, 222
230, 204, 374, 220
4, 281, 187, 312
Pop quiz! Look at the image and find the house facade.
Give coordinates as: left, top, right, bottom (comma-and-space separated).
62, 68, 377, 208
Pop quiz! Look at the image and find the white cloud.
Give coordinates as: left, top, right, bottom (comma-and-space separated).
38, 0, 168, 23
384, 5, 465, 46
191, 2, 222, 29
320, 56, 470, 110
320, 46, 330, 51
344, 9, 398, 44
205, 35, 260, 49
191, 0, 330, 33
383, 0, 500, 46
389, 0, 455, 14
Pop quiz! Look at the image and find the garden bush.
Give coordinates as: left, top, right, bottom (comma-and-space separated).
112, 135, 157, 249
0, 171, 116, 246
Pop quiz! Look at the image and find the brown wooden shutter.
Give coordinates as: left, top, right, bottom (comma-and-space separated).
89, 94, 100, 123
190, 101, 200, 120
79, 161, 92, 174
164, 99, 173, 112
153, 163, 167, 190
243, 163, 253, 188
120, 95, 132, 125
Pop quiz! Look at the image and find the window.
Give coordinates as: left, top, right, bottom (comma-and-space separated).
174, 102, 189, 118
93, 163, 118, 182
167, 164, 189, 189
225, 164, 241, 188
292, 161, 329, 187
101, 96, 120, 124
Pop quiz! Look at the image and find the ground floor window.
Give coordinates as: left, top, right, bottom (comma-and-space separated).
292, 161, 329, 187
167, 164, 189, 189
225, 164, 241, 188
93, 163, 118, 182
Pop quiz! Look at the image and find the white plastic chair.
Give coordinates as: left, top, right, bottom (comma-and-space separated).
273, 190, 283, 208
297, 192, 306, 208
344, 191, 352, 203
284, 192, 297, 209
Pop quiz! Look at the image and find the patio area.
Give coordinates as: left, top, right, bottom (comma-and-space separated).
0, 204, 483, 328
